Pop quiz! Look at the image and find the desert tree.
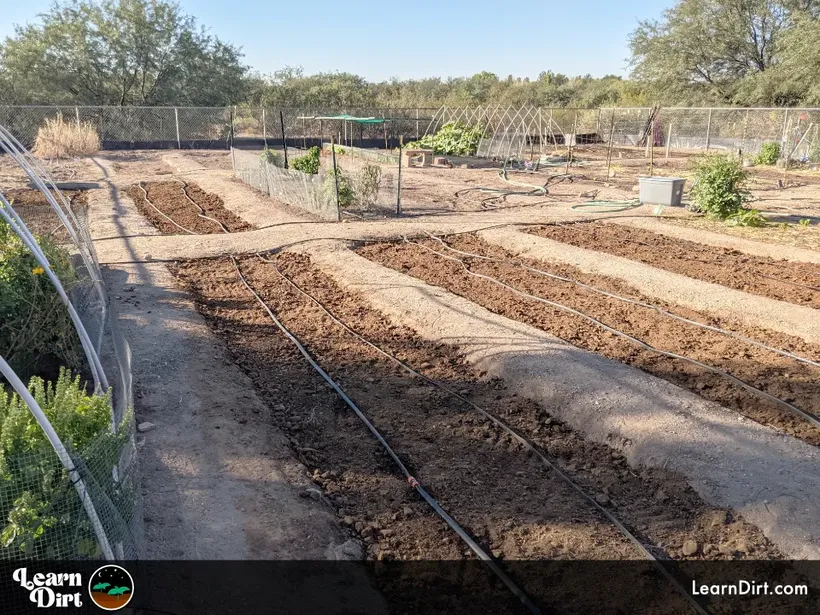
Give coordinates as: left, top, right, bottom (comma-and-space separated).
0, 0, 249, 105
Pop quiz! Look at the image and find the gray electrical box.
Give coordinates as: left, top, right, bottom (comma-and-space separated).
638, 176, 686, 206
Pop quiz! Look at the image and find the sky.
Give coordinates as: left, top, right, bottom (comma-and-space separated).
0, 0, 675, 81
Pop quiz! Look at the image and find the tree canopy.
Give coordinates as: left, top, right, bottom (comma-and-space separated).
630, 0, 820, 105
2, 0, 820, 108
0, 0, 248, 105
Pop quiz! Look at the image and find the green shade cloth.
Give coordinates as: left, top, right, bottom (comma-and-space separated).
299, 114, 389, 124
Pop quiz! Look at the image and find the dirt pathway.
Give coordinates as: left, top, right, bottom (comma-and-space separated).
301, 240, 820, 560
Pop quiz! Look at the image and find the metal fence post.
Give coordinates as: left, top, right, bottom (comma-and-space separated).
262, 108, 267, 149
174, 107, 181, 149
397, 136, 403, 216
75, 106, 81, 126
280, 110, 288, 169
415, 108, 420, 141
705, 108, 713, 151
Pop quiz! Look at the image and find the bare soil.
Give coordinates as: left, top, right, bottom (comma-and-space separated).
358, 235, 820, 446
171, 252, 781, 612
180, 150, 233, 170
529, 221, 820, 308
126, 180, 253, 234
4, 187, 87, 241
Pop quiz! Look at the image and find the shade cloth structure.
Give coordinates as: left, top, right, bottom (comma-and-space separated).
297, 114, 390, 124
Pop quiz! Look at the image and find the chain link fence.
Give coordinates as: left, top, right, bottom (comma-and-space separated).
0, 124, 141, 571
3, 104, 819, 162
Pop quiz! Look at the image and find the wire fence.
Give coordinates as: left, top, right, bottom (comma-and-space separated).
434, 106, 820, 162
232, 144, 400, 220
0, 124, 141, 571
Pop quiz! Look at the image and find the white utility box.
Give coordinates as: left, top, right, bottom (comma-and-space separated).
638, 176, 686, 206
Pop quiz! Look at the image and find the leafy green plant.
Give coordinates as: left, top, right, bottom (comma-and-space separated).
323, 167, 356, 208
405, 122, 484, 156
754, 142, 781, 165
799, 218, 812, 227
291, 146, 321, 174
808, 138, 820, 164
0, 218, 82, 381
260, 148, 282, 167
355, 164, 382, 208
0, 369, 121, 556
725, 209, 767, 227
689, 154, 751, 220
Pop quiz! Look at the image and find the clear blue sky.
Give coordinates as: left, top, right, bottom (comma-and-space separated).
0, 0, 674, 80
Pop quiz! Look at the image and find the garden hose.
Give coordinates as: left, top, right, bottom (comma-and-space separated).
571, 199, 643, 213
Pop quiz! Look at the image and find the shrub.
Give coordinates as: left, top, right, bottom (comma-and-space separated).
0, 219, 83, 381
689, 154, 751, 220
0, 369, 123, 556
323, 167, 356, 208
355, 164, 382, 208
291, 146, 321, 174
754, 142, 781, 166
405, 122, 483, 156
260, 148, 282, 167
33, 114, 100, 159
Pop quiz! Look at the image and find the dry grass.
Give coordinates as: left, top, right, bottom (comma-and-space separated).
33, 114, 101, 158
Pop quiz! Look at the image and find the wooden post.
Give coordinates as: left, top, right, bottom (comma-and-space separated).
397, 136, 403, 216
780, 109, 790, 153
331, 135, 341, 222
174, 107, 181, 149
566, 112, 577, 174
280, 110, 288, 169
649, 119, 655, 176
665, 122, 673, 159
605, 116, 616, 179
705, 108, 713, 151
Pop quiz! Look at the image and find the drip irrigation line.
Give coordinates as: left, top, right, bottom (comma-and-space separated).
136, 182, 196, 235
404, 238, 820, 431
173, 179, 231, 234
229, 256, 541, 615
422, 234, 820, 370
256, 253, 709, 615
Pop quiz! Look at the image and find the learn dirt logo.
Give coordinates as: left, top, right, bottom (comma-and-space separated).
87, 565, 134, 611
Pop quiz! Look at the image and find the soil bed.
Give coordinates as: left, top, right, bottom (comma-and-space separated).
4, 187, 87, 242
528, 221, 820, 308
358, 235, 820, 446
126, 180, 252, 234
172, 253, 781, 613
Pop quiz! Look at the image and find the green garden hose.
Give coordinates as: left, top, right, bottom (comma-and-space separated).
571, 199, 643, 213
